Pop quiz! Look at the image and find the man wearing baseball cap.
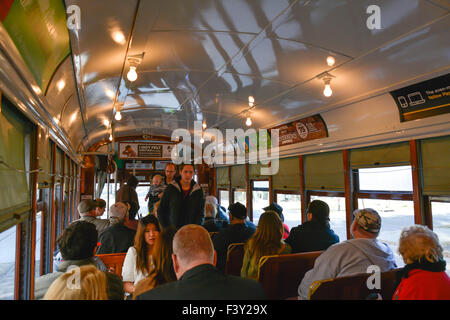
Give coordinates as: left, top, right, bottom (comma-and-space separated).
75, 199, 110, 234
298, 208, 397, 299
97, 202, 136, 254
212, 202, 255, 272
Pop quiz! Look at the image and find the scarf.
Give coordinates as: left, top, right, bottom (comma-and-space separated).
393, 258, 447, 291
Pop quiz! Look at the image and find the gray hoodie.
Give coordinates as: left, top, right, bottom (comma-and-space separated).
298, 238, 397, 299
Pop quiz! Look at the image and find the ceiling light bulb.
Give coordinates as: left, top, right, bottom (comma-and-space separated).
200, 137, 205, 144
246, 117, 252, 126
57, 79, 66, 92
202, 122, 207, 129
326, 56, 335, 66
248, 96, 255, 103
323, 84, 333, 97
103, 119, 110, 126
115, 111, 122, 121
127, 66, 138, 82
109, 134, 113, 141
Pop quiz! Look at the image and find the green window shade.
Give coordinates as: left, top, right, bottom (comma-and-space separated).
273, 157, 300, 191
249, 163, 270, 180
422, 136, 450, 196
231, 164, 246, 189
64, 156, 70, 193
350, 142, 410, 168
216, 167, 229, 188
0, 97, 31, 232
55, 149, 62, 183
37, 127, 51, 187
305, 151, 344, 191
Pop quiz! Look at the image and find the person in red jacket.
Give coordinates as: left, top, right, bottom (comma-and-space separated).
393, 225, 450, 300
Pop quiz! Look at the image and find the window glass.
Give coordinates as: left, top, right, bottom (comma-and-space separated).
136, 185, 151, 217
358, 198, 415, 267
310, 196, 347, 241
233, 191, 246, 208
99, 179, 119, 219
219, 190, 229, 210
431, 201, 450, 274
252, 190, 269, 225
276, 193, 301, 230
0, 226, 16, 300
358, 166, 413, 192
253, 180, 269, 189
35, 210, 42, 278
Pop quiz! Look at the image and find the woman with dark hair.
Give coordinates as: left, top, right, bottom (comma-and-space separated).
122, 215, 161, 296
133, 226, 178, 298
240, 211, 291, 280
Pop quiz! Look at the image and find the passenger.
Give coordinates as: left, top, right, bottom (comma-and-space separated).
94, 198, 107, 218
116, 175, 140, 226
122, 215, 161, 297
241, 211, 292, 280
205, 195, 229, 223
135, 224, 266, 300
202, 201, 228, 233
298, 208, 397, 300
163, 162, 177, 186
44, 265, 109, 300
263, 202, 290, 239
97, 202, 136, 254
145, 174, 166, 214
34, 221, 123, 300
75, 199, 110, 234
211, 202, 255, 272
133, 226, 178, 299
157, 163, 205, 229
285, 200, 339, 253
393, 225, 450, 300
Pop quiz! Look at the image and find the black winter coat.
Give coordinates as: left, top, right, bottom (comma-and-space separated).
285, 220, 340, 253
157, 178, 205, 229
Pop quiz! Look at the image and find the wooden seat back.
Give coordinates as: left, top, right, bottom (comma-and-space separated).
257, 251, 323, 299
96, 253, 127, 279
308, 268, 400, 300
224, 243, 245, 276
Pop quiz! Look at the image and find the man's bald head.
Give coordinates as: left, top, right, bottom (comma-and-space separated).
173, 225, 215, 267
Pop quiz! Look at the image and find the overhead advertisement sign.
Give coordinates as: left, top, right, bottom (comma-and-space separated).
119, 143, 174, 160
391, 73, 450, 122
270, 114, 328, 147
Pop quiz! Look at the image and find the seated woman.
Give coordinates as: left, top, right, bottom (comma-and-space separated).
122, 215, 161, 297
241, 210, 292, 280
133, 226, 178, 298
44, 265, 108, 300
393, 225, 450, 300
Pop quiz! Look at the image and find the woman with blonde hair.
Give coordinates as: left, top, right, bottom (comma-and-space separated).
44, 265, 108, 300
122, 214, 161, 297
241, 210, 291, 279
133, 226, 178, 298
393, 225, 450, 300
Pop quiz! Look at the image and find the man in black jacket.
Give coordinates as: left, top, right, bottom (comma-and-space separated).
135, 224, 266, 300
285, 200, 340, 253
157, 163, 205, 229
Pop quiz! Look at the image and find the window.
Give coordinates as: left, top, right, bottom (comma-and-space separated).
252, 181, 269, 225
310, 195, 347, 241
358, 198, 415, 267
99, 178, 119, 219
358, 166, 412, 192
276, 193, 301, 230
136, 185, 150, 218
35, 210, 42, 279
233, 190, 246, 208
219, 190, 229, 210
0, 226, 17, 300
431, 201, 450, 274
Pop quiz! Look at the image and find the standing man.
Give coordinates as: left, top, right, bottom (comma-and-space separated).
164, 162, 177, 186
157, 163, 204, 229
